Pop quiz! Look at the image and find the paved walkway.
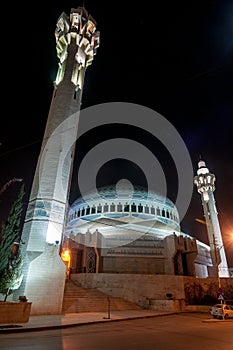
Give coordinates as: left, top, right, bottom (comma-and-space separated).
0, 309, 227, 333
0, 310, 175, 333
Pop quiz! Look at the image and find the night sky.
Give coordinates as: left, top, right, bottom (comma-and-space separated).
1, 1, 233, 265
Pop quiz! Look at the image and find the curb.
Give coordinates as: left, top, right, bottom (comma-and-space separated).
0, 312, 177, 334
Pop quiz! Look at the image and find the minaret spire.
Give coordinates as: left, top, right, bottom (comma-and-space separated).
194, 159, 229, 278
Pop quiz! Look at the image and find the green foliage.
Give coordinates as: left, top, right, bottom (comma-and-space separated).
0, 252, 24, 301
0, 184, 25, 301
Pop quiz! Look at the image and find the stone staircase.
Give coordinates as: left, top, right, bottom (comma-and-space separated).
62, 279, 142, 314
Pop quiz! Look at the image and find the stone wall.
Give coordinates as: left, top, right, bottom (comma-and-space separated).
101, 257, 165, 274
73, 273, 233, 310
72, 273, 185, 309
183, 276, 233, 305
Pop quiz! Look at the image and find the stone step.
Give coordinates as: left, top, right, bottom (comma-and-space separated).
62, 279, 142, 313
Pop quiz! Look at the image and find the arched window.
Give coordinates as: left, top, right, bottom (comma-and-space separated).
117, 203, 122, 212
131, 203, 136, 212
110, 203, 115, 212
138, 204, 143, 213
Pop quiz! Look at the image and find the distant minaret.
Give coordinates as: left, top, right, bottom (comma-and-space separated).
19, 6, 100, 314
194, 160, 229, 278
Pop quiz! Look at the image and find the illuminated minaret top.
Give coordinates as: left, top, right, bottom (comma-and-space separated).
194, 160, 229, 278
54, 7, 100, 88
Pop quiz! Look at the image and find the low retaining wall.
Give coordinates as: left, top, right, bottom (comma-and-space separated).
71, 273, 233, 312
72, 273, 186, 311
183, 276, 233, 304
183, 305, 211, 313
148, 299, 186, 311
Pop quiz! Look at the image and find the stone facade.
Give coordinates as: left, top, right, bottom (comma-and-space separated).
71, 273, 233, 311
65, 231, 198, 277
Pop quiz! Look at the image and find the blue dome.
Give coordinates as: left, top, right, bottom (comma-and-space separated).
72, 184, 175, 209
67, 183, 180, 232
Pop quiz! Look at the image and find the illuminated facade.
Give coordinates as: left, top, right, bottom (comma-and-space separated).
18, 6, 100, 314
63, 184, 212, 277
194, 160, 229, 278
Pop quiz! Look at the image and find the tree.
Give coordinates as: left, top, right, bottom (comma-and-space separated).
0, 183, 25, 301
0, 178, 23, 197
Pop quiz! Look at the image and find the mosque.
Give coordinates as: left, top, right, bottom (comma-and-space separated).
63, 181, 212, 278
17, 5, 230, 315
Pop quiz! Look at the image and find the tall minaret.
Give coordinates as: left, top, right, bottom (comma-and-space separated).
194, 160, 229, 278
19, 6, 100, 315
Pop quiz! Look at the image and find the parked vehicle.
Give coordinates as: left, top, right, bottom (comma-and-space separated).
210, 303, 233, 319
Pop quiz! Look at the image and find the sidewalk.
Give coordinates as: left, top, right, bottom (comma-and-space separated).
0, 309, 228, 333
0, 309, 176, 333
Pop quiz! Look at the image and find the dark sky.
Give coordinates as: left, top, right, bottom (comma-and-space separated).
1, 1, 233, 265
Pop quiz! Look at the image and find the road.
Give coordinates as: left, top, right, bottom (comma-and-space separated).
1, 313, 233, 350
